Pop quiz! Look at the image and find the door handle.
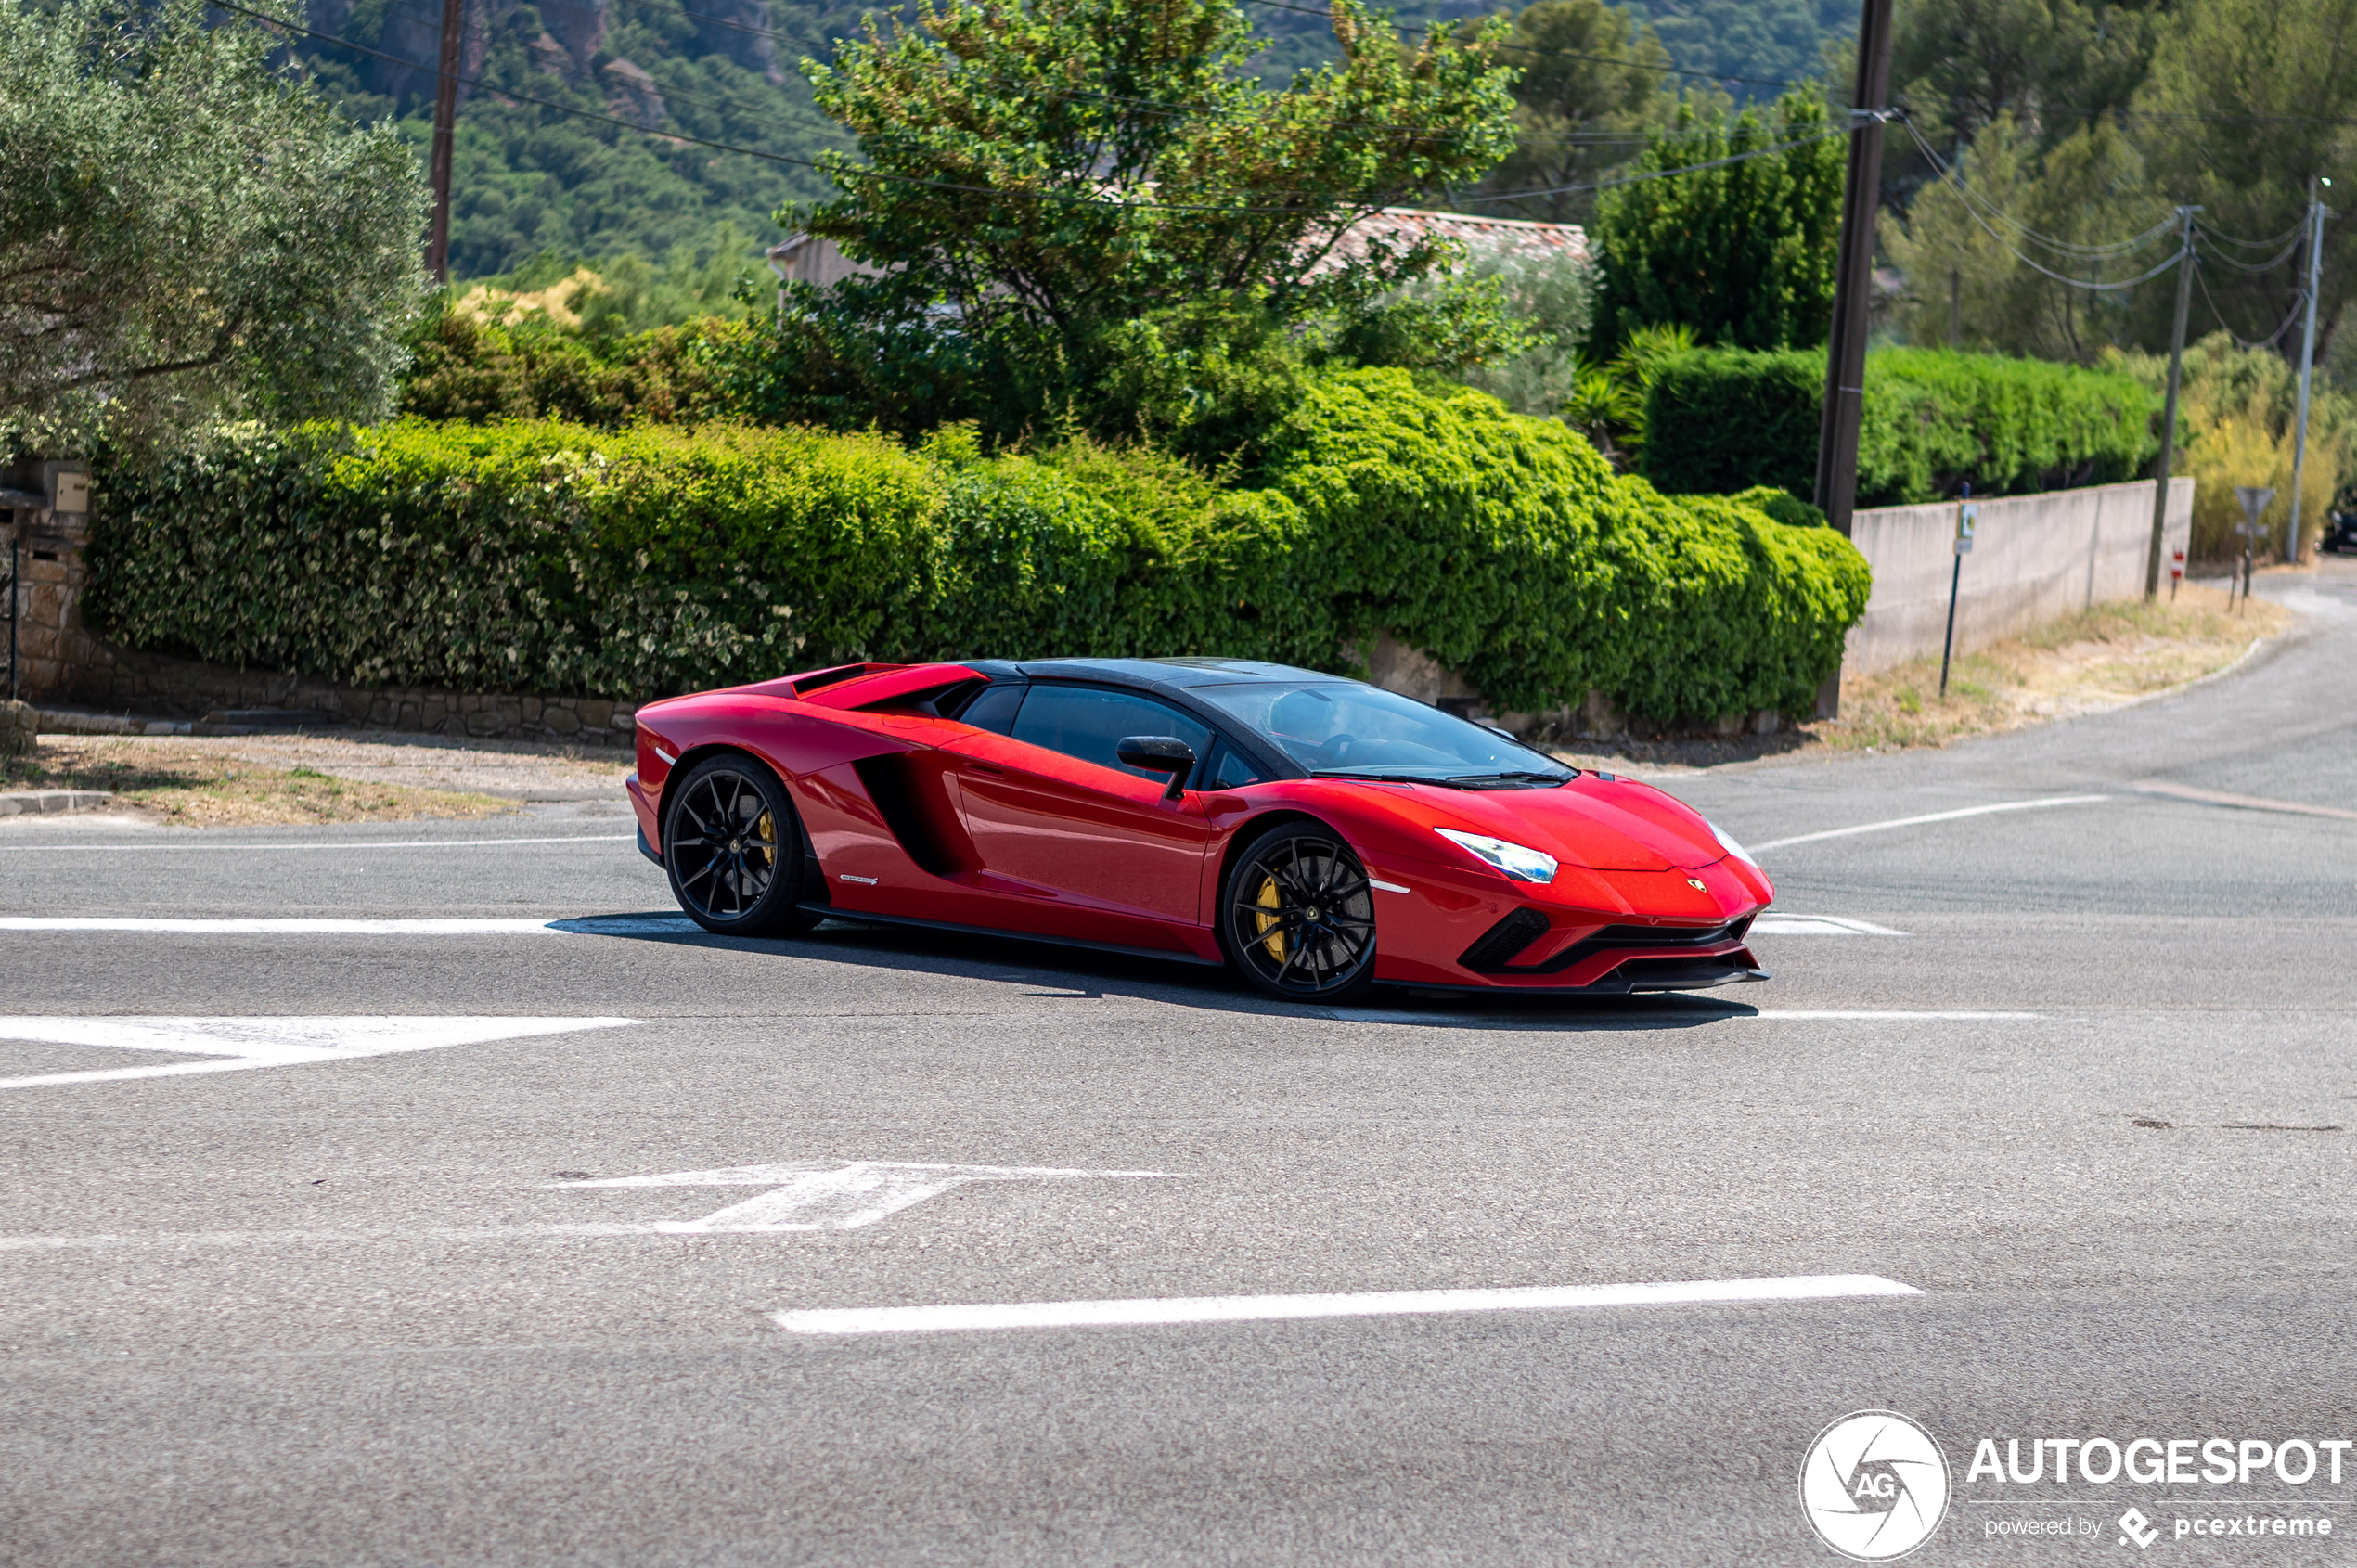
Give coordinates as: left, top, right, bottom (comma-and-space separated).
965, 762, 1005, 778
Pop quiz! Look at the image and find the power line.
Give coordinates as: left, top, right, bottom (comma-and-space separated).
1462, 122, 1846, 202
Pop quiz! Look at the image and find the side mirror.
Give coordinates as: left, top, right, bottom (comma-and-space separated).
1116, 735, 1197, 801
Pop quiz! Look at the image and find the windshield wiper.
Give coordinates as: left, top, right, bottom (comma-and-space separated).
1438, 771, 1573, 788
1310, 769, 1473, 788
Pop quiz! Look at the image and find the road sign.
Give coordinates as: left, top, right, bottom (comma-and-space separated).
2235, 485, 2276, 527
1954, 500, 1978, 556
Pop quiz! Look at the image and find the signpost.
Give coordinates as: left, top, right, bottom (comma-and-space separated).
1939, 485, 1977, 699
2234, 485, 2275, 610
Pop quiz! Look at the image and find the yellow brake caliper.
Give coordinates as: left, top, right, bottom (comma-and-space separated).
755, 809, 775, 868
1255, 875, 1285, 962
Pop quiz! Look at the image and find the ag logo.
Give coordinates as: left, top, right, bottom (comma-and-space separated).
1799, 1409, 1951, 1560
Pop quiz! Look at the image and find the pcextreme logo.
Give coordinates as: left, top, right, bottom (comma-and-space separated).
1801, 1410, 1952, 1561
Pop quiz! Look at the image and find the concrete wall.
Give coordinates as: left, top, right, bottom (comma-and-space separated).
1845, 476, 2194, 675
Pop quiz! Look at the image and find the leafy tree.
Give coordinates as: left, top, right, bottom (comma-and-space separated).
753, 0, 1519, 449
1885, 112, 2157, 361
1589, 90, 1845, 351
1475, 0, 1677, 224
0, 0, 428, 451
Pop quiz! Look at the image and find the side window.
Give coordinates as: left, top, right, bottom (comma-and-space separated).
1009, 685, 1213, 784
1206, 740, 1267, 790
954, 683, 1027, 736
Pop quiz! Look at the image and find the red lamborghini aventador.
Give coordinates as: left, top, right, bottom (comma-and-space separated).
625, 658, 1773, 1003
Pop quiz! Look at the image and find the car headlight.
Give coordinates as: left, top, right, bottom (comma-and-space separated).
1435, 828, 1558, 884
1704, 817, 1758, 868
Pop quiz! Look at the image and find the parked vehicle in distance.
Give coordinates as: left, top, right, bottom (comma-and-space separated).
2322, 511, 2357, 554
627, 659, 1773, 1003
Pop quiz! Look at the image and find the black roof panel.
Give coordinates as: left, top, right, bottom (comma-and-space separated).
1012, 657, 1340, 690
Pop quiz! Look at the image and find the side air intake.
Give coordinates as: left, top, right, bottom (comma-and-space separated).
1458, 907, 1552, 972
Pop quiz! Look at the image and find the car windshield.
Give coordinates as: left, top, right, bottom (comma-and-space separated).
1192, 681, 1574, 786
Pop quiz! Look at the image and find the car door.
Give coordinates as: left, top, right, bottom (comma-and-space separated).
941, 683, 1216, 926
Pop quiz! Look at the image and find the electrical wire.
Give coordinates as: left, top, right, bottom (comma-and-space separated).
1902, 121, 2179, 259
2194, 229, 2304, 274
2195, 262, 2306, 351
1460, 122, 1846, 202
1903, 121, 2193, 289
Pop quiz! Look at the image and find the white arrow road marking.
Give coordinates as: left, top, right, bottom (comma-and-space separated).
556, 1160, 1170, 1232
773, 1273, 1923, 1335
1747, 916, 1909, 936
0, 1016, 635, 1090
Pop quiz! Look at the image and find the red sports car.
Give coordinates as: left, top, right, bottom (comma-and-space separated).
626, 659, 1773, 1003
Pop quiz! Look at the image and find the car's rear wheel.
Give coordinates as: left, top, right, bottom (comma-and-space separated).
1221, 823, 1378, 1003
663, 754, 822, 938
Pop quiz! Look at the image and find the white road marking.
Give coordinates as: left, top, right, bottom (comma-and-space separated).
558, 1160, 1168, 1232
1748, 916, 1909, 936
0, 915, 698, 935
772, 1272, 1922, 1335
1748, 796, 2110, 853
0, 1016, 634, 1090
1755, 1009, 2041, 1020
0, 834, 633, 854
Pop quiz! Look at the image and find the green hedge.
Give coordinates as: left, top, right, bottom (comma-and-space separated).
1642, 346, 2161, 506
88, 370, 1872, 721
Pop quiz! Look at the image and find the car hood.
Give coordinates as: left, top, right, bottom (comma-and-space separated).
1419, 778, 1722, 872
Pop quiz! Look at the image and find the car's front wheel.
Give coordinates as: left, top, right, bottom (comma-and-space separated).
663, 754, 822, 938
1221, 823, 1379, 1003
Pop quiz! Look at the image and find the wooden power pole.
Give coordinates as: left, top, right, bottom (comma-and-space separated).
1809, 0, 1897, 717
425, 0, 465, 285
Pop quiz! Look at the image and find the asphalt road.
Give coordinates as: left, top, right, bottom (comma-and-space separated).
4, 564, 2355, 1567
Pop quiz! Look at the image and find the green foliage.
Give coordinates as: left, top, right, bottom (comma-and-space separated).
394, 305, 745, 427
1472, 0, 1677, 225
1591, 90, 1845, 353
2106, 332, 2357, 560
90, 374, 1869, 721
1434, 242, 1597, 418
1641, 345, 2161, 504
743, 0, 1519, 447
0, 0, 429, 453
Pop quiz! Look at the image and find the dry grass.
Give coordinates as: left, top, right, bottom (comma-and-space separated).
1818, 582, 2287, 752
2, 737, 520, 827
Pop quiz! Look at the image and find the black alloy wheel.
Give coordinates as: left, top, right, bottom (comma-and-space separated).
1221, 825, 1379, 1002
663, 755, 821, 938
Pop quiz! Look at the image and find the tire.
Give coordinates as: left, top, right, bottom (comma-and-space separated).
1220, 822, 1379, 1003
663, 754, 822, 938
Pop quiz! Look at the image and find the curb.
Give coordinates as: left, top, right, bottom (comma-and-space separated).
33, 710, 193, 737
0, 790, 116, 817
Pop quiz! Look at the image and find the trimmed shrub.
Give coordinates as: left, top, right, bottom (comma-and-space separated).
88, 371, 1871, 722
1642, 346, 2161, 505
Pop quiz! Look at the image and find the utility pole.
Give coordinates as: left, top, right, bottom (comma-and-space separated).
425, 0, 466, 285
2287, 176, 2330, 566
2145, 206, 2201, 600
1810, 0, 1897, 718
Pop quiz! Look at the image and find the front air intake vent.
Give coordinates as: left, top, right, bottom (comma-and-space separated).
1458, 907, 1552, 972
